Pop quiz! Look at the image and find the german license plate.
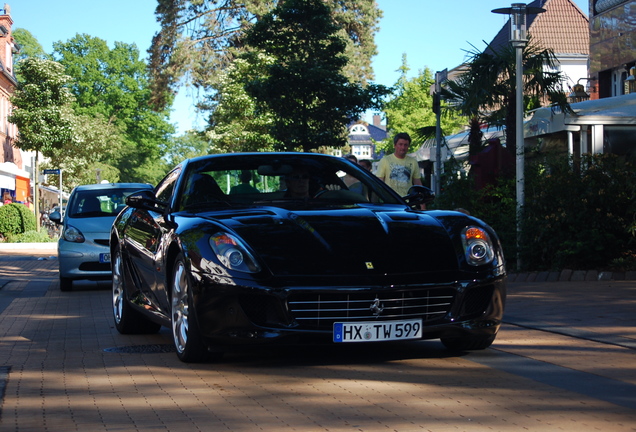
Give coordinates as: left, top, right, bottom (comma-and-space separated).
333, 319, 422, 343
99, 253, 111, 263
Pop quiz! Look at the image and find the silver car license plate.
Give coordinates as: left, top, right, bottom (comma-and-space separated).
99, 253, 111, 263
333, 319, 422, 343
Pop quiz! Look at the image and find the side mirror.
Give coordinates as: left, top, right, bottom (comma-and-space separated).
49, 211, 62, 224
126, 189, 167, 212
404, 185, 435, 208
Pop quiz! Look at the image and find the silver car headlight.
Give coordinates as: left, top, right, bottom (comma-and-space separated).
461, 226, 495, 266
209, 232, 261, 273
63, 225, 85, 243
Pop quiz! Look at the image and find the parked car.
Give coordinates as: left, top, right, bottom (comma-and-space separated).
50, 183, 153, 291
111, 153, 507, 362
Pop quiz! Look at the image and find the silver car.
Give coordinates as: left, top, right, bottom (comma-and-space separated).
50, 183, 153, 291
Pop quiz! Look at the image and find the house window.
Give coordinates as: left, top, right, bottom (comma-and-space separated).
350, 124, 368, 135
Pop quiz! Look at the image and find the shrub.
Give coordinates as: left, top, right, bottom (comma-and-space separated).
432, 169, 517, 268
6, 230, 56, 243
0, 203, 37, 238
433, 152, 636, 272
521, 153, 636, 271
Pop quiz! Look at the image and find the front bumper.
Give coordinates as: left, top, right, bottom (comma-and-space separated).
190, 273, 506, 350
58, 238, 112, 280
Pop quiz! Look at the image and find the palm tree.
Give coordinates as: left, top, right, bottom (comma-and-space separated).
442, 40, 573, 154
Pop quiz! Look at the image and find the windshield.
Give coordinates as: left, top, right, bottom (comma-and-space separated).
178, 154, 403, 210
68, 187, 147, 218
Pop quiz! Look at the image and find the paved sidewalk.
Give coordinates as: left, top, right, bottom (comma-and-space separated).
0, 252, 635, 431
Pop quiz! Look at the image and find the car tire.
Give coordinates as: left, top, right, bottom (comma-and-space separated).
440, 334, 496, 351
171, 254, 211, 363
112, 246, 161, 335
59, 277, 73, 292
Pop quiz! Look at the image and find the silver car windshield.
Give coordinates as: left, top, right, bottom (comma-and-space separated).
68, 189, 141, 218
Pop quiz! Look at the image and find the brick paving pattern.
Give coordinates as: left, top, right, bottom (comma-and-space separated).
0, 250, 635, 431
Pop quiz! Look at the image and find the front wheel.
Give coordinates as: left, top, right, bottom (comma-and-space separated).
171, 254, 211, 363
440, 334, 496, 351
112, 246, 161, 334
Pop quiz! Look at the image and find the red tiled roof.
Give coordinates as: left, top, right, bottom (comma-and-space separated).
488, 0, 589, 55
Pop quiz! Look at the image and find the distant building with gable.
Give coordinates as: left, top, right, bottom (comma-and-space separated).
347, 114, 386, 161
487, 0, 590, 96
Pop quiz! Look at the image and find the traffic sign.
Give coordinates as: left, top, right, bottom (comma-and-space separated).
43, 169, 60, 175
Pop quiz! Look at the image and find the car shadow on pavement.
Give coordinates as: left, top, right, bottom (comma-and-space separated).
204, 340, 460, 367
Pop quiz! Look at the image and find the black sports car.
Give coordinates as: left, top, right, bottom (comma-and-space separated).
111, 153, 506, 362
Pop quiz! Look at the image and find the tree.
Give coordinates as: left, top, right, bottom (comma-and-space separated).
203, 55, 279, 152
8, 57, 76, 229
379, 56, 463, 154
52, 34, 175, 182
148, 0, 382, 111
242, 0, 389, 152
164, 130, 212, 167
9, 58, 75, 155
12, 28, 49, 78
442, 40, 572, 154
41, 113, 124, 189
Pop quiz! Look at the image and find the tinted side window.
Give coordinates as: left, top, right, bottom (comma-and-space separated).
155, 167, 181, 205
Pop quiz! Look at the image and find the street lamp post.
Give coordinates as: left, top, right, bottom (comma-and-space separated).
492, 3, 545, 269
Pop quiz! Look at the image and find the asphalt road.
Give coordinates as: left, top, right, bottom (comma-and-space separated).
1, 251, 635, 431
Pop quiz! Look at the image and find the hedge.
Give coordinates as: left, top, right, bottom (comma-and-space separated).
0, 203, 37, 239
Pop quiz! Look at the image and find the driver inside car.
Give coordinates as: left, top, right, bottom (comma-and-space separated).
284, 168, 342, 199
284, 168, 311, 198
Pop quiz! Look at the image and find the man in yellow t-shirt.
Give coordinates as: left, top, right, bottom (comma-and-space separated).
376, 132, 422, 196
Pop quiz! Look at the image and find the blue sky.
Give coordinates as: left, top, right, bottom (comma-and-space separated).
12, 0, 589, 133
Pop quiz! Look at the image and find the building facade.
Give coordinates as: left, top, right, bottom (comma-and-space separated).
524, 0, 636, 159
589, 0, 636, 97
0, 4, 31, 204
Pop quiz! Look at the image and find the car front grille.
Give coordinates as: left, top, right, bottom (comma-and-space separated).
287, 288, 456, 330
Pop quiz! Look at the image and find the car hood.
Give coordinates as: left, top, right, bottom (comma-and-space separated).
204, 206, 460, 277
65, 215, 116, 235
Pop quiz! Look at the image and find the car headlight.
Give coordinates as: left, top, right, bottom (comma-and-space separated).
462, 226, 494, 266
63, 225, 85, 243
209, 232, 261, 273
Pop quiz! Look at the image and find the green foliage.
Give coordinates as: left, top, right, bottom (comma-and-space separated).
442, 40, 572, 152
431, 168, 518, 266
164, 131, 212, 167
12, 28, 50, 81
520, 153, 636, 271
149, 0, 382, 111
0, 204, 37, 238
52, 34, 175, 183
205, 55, 280, 152
379, 57, 463, 154
7, 230, 56, 243
242, 0, 389, 152
434, 153, 636, 272
8, 57, 76, 155
41, 113, 124, 190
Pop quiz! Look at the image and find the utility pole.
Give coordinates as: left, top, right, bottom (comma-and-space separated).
433, 69, 447, 197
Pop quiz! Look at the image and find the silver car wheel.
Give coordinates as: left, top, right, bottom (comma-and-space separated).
171, 261, 190, 354
112, 249, 124, 324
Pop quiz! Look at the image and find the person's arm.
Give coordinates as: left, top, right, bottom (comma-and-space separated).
376, 158, 387, 182
410, 159, 422, 186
